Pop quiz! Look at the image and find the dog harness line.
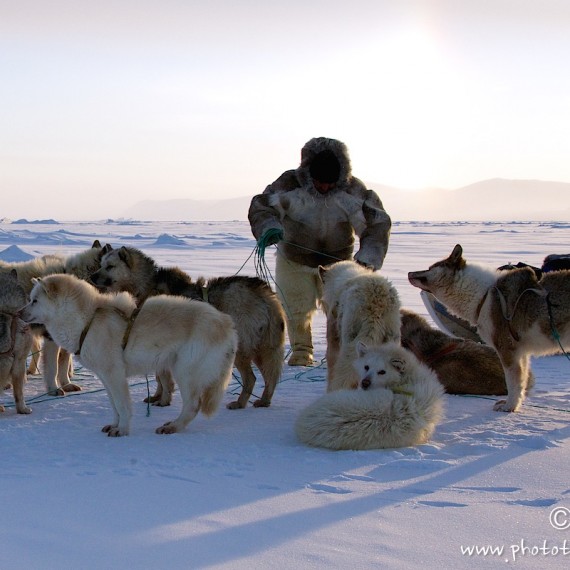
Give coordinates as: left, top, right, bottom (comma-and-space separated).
0, 311, 22, 358
75, 305, 142, 356
423, 342, 462, 367
492, 285, 548, 341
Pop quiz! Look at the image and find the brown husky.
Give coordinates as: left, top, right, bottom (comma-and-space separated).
408, 244, 570, 412
400, 309, 537, 396
90, 245, 286, 409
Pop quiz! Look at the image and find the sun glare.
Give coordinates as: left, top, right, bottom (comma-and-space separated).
334, 24, 467, 189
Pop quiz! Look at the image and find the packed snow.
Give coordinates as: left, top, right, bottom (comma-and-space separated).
1, 219, 569, 569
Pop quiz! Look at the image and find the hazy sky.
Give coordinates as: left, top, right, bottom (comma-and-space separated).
2, 0, 570, 219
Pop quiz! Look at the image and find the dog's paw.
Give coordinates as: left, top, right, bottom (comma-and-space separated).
62, 383, 82, 393
0, 404, 4, 412
102, 424, 125, 436
155, 422, 179, 434
226, 400, 246, 410
16, 405, 32, 414
493, 400, 519, 412
253, 398, 271, 408
102, 425, 128, 437
48, 387, 65, 397
144, 395, 172, 407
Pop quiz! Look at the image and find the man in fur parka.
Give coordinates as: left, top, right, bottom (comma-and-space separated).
248, 137, 391, 366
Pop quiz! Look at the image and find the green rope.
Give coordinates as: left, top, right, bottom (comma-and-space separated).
145, 374, 151, 417
255, 228, 283, 260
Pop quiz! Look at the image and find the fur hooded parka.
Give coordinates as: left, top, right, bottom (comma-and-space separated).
248, 137, 391, 269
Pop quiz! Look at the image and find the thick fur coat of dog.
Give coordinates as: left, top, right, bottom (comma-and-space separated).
400, 309, 515, 395
319, 260, 401, 391
1, 240, 107, 394
21, 274, 238, 436
295, 342, 444, 450
0, 269, 33, 414
408, 244, 570, 412
90, 245, 285, 409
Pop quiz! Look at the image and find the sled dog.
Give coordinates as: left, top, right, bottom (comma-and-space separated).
2, 240, 107, 394
0, 269, 33, 414
408, 244, 570, 412
400, 308, 523, 395
21, 274, 237, 436
295, 342, 444, 450
90, 245, 285, 409
319, 260, 401, 391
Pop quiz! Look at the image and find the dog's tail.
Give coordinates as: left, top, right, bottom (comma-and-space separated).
296, 373, 444, 451
264, 292, 287, 350
200, 382, 226, 416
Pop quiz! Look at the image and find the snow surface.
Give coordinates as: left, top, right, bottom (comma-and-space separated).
1, 219, 569, 569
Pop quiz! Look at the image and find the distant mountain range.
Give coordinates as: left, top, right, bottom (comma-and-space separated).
121, 179, 570, 222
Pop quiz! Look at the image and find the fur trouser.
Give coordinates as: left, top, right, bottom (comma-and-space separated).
275, 252, 322, 357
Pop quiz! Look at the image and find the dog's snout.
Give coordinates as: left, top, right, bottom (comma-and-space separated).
361, 376, 371, 390
408, 271, 425, 283
408, 271, 429, 291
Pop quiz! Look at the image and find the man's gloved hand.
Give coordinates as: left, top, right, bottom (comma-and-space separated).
354, 251, 379, 271
260, 228, 284, 246
257, 228, 284, 258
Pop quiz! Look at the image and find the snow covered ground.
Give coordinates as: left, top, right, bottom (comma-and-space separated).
1, 219, 569, 569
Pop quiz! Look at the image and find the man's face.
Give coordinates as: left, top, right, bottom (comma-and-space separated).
313, 179, 336, 194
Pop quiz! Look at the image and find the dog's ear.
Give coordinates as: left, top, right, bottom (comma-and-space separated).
91, 239, 102, 249
118, 247, 132, 267
356, 341, 368, 358
390, 358, 406, 374
450, 244, 463, 262
446, 244, 466, 269
318, 265, 328, 283
44, 278, 64, 299
32, 277, 56, 298
101, 243, 113, 257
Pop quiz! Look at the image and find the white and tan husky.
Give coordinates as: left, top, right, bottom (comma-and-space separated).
21, 274, 238, 436
295, 342, 444, 450
319, 260, 401, 391
408, 244, 570, 412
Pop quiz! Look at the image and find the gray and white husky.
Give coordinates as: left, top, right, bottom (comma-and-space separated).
90, 245, 285, 409
408, 244, 570, 412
